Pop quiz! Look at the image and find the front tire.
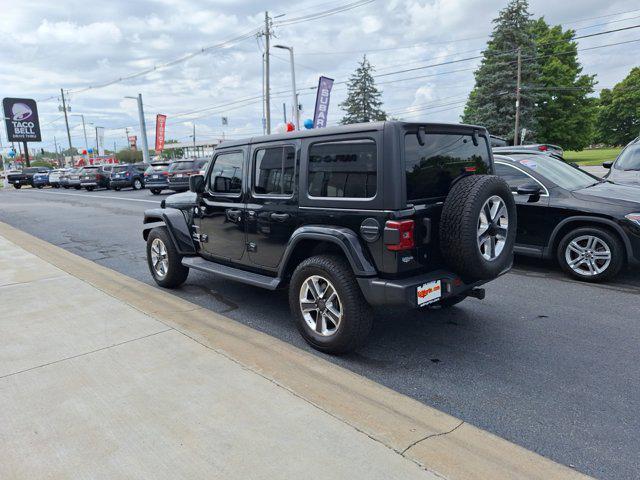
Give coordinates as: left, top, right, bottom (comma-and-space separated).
150, 188, 161, 195
13, 184, 21, 189
146, 227, 189, 288
289, 255, 372, 354
133, 178, 143, 190
557, 227, 624, 282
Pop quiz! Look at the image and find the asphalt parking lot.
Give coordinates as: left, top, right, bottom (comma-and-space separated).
1, 186, 638, 479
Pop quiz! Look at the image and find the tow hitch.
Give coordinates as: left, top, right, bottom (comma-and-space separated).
467, 287, 486, 300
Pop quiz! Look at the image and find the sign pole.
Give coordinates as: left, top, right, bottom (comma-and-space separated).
23, 141, 29, 167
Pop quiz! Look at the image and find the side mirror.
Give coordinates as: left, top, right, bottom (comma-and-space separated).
189, 174, 205, 194
516, 182, 542, 200
602, 161, 613, 169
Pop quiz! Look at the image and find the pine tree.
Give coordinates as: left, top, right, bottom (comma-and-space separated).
339, 55, 387, 124
462, 0, 541, 142
531, 19, 596, 150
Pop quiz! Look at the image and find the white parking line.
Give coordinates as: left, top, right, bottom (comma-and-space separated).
27, 190, 160, 204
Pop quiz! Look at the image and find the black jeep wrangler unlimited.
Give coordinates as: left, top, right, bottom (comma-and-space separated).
142, 122, 516, 353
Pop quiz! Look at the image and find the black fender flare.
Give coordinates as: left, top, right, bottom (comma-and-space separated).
544, 215, 633, 262
278, 225, 376, 278
142, 208, 196, 255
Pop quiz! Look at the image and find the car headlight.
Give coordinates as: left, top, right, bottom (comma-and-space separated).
625, 213, 640, 226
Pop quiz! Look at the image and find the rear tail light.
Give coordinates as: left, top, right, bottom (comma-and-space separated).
162, 171, 169, 176
384, 220, 415, 251
538, 145, 548, 151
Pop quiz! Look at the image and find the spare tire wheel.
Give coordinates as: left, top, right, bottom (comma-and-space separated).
439, 175, 516, 280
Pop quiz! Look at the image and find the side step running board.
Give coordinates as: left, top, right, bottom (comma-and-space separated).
181, 256, 281, 290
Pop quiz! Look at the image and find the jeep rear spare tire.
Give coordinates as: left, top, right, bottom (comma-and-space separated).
439, 175, 516, 280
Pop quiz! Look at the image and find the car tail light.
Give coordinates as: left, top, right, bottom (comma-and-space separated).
96, 173, 103, 180
538, 145, 548, 151
384, 220, 415, 251
126, 171, 130, 177
162, 171, 169, 176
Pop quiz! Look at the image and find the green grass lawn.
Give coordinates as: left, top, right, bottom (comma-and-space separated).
564, 147, 621, 166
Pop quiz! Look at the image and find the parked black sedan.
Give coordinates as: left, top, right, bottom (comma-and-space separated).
493, 152, 640, 282
603, 136, 639, 187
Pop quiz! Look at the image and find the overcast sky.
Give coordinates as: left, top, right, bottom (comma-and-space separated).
1, 0, 639, 153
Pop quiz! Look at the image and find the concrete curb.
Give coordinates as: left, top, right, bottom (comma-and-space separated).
0, 221, 591, 480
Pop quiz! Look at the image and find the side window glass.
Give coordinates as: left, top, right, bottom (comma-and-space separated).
308, 139, 377, 198
254, 145, 296, 195
494, 163, 534, 190
210, 151, 243, 194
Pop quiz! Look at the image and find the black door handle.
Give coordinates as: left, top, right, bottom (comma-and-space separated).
270, 213, 290, 222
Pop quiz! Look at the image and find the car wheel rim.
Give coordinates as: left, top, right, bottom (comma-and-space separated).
135, 180, 141, 189
565, 235, 611, 276
477, 195, 509, 261
150, 238, 169, 278
299, 275, 342, 337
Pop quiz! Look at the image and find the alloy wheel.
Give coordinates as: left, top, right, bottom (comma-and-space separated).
565, 235, 611, 277
299, 275, 343, 336
150, 238, 169, 278
477, 195, 509, 261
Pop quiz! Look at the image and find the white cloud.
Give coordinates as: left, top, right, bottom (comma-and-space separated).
34, 20, 122, 45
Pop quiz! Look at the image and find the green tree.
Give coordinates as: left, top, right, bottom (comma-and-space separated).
339, 55, 387, 124
530, 19, 596, 150
463, 0, 541, 142
595, 67, 640, 145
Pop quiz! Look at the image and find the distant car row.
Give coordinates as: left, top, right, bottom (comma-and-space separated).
5, 158, 210, 194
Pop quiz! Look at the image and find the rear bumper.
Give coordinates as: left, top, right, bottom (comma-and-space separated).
357, 270, 488, 308
110, 179, 133, 188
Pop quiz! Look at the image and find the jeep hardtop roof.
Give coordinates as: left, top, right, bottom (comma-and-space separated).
217, 121, 488, 149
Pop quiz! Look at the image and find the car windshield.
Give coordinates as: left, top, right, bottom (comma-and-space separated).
23, 168, 39, 174
509, 154, 596, 190
169, 161, 194, 172
83, 166, 99, 171
615, 144, 640, 171
113, 166, 128, 172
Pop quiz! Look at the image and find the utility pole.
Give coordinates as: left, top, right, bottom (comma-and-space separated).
94, 126, 99, 156
264, 11, 272, 134
514, 47, 522, 146
125, 127, 130, 150
61, 89, 73, 166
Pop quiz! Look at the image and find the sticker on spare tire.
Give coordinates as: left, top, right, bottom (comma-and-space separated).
417, 280, 441, 307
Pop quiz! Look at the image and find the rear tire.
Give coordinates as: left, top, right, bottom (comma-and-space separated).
74, 186, 81, 190
289, 255, 372, 354
146, 227, 189, 288
114, 187, 121, 191
557, 227, 624, 282
13, 184, 21, 189
133, 178, 143, 190
439, 175, 516, 280
150, 188, 161, 195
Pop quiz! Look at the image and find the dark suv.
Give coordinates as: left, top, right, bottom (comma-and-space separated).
142, 122, 516, 353
80, 165, 113, 190
167, 158, 209, 192
144, 161, 172, 194
110, 163, 147, 191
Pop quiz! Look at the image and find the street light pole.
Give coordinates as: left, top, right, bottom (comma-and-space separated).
125, 94, 150, 163
274, 44, 299, 130
72, 114, 89, 153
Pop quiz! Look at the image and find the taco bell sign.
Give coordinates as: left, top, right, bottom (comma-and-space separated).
312, 76, 334, 128
3, 98, 42, 142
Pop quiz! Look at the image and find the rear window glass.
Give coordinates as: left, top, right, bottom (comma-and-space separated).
83, 166, 99, 171
146, 164, 169, 173
169, 161, 194, 172
113, 166, 128, 172
405, 132, 490, 201
308, 139, 377, 198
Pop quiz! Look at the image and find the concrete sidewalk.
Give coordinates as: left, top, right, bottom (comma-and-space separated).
0, 222, 590, 480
